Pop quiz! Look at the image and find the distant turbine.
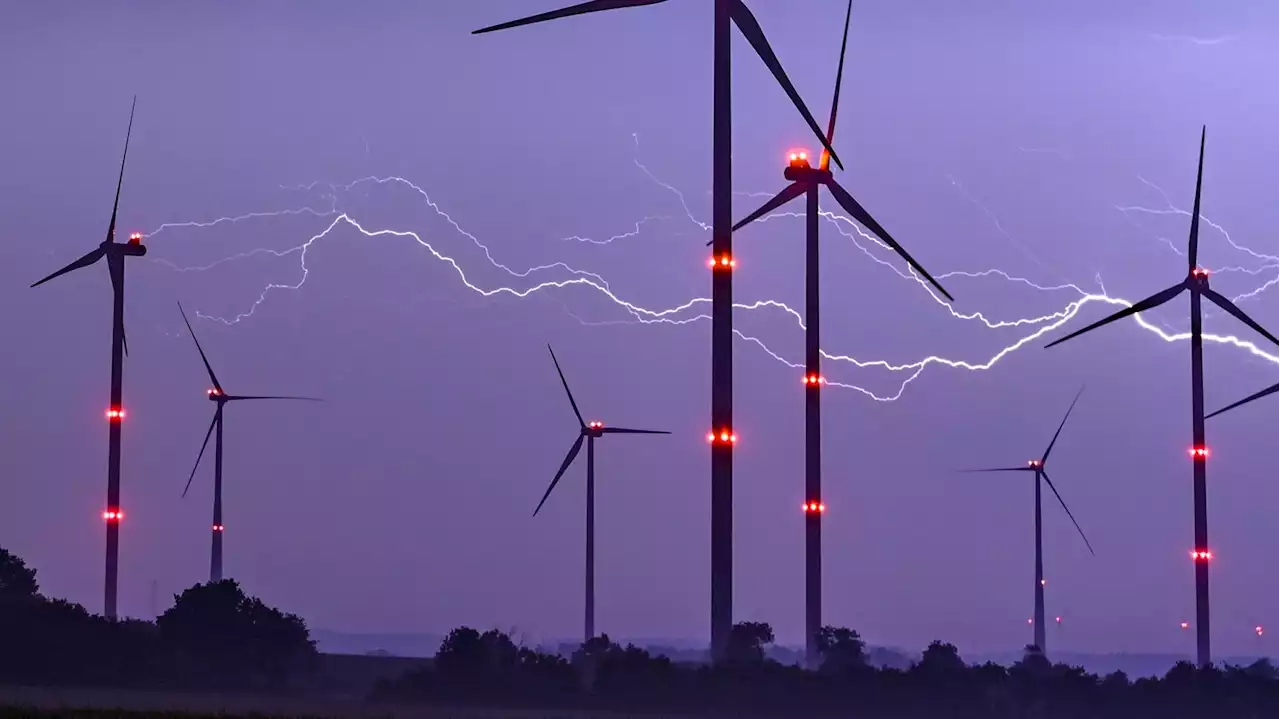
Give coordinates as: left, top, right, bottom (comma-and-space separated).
178, 303, 321, 583
474, 0, 844, 663
959, 386, 1094, 659
719, 0, 952, 670
29, 97, 145, 621
534, 345, 670, 645
1044, 128, 1279, 668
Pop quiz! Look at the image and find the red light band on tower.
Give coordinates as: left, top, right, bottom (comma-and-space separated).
1190, 549, 1213, 561
103, 510, 124, 522
802, 501, 826, 513
106, 407, 126, 421
708, 254, 735, 270
1188, 446, 1209, 459
213, 524, 224, 532
803, 374, 825, 385
707, 429, 737, 444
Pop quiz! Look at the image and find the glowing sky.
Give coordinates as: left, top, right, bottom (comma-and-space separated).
0, 0, 1275, 658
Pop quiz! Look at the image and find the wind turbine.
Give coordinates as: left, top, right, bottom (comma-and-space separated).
1044, 128, 1279, 667
534, 345, 670, 645
474, 0, 845, 664
719, 0, 953, 670
29, 97, 146, 621
178, 303, 321, 583
959, 387, 1094, 659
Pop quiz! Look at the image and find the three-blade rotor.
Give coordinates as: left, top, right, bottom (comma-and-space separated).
1206, 383, 1279, 419
957, 386, 1093, 555
721, 0, 953, 303
178, 303, 321, 497
533, 345, 670, 516
472, 0, 843, 171
1046, 128, 1279, 352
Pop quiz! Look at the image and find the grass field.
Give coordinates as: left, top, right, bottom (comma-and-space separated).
0, 684, 702, 719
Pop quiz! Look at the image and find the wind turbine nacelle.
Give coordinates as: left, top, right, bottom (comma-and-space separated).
120, 237, 147, 256
783, 165, 831, 184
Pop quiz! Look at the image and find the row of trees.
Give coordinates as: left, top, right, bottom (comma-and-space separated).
0, 547, 316, 690
375, 622, 1276, 718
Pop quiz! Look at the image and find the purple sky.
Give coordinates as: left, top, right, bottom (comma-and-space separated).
0, 1, 1276, 658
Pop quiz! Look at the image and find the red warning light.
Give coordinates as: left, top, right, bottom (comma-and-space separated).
105, 407, 126, 421
1180, 621, 1189, 630
787, 149, 809, 166
1188, 446, 1209, 459
1040, 579, 1047, 586
707, 429, 737, 444
207, 388, 222, 397
1027, 618, 1033, 625
213, 524, 224, 532
802, 501, 826, 513
1027, 460, 1043, 468
1191, 267, 1210, 277
1055, 616, 1062, 624
803, 374, 825, 386
708, 254, 735, 270
1256, 625, 1264, 636
128, 232, 143, 244
103, 510, 124, 522
1191, 549, 1213, 561
587, 421, 604, 429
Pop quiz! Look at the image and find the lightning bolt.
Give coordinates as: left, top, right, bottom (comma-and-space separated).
146, 140, 1279, 403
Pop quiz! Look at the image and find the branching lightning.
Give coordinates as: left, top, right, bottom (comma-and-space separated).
145, 139, 1279, 403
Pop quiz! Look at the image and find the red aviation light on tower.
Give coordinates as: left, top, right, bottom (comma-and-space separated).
1188, 446, 1209, 459
1191, 549, 1213, 562
207, 388, 222, 397
708, 254, 735, 270
1028, 460, 1043, 468
1055, 616, 1062, 624
787, 149, 810, 167
707, 429, 737, 444
103, 509, 124, 522
803, 374, 825, 386
1180, 621, 1190, 630
1256, 625, 1265, 637
105, 407, 126, 421
212, 524, 224, 532
802, 501, 826, 513
587, 421, 604, 430
1191, 267, 1210, 278
127, 232, 143, 245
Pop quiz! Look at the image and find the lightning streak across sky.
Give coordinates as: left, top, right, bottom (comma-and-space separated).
144, 141, 1279, 403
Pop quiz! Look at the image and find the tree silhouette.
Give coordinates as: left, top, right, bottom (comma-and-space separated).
815, 625, 867, 674
157, 579, 315, 689
916, 640, 966, 675
0, 547, 38, 599
725, 621, 774, 665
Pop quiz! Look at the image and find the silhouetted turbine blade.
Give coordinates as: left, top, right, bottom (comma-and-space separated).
534, 434, 586, 517
721, 181, 805, 239
1206, 383, 1279, 419
957, 467, 1032, 473
30, 247, 106, 288
1040, 470, 1095, 556
108, 255, 128, 357
183, 409, 220, 498
1187, 126, 1205, 270
1201, 288, 1279, 345
1041, 385, 1085, 464
547, 344, 585, 428
729, 0, 843, 171
818, 0, 853, 172
178, 302, 223, 392
224, 395, 323, 402
472, 0, 667, 34
826, 179, 953, 301
601, 427, 672, 435
106, 96, 137, 245
1045, 283, 1184, 349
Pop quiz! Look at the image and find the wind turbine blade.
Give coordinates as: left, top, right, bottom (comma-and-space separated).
1040, 470, 1095, 556
1045, 283, 1184, 349
108, 255, 128, 357
956, 467, 1033, 473
1187, 126, 1205, 270
533, 434, 586, 517
472, 0, 668, 34
1206, 383, 1279, 419
547, 344, 585, 428
1201, 288, 1279, 345
106, 96, 137, 245
178, 302, 224, 392
224, 395, 322, 402
1041, 385, 1085, 464
601, 427, 672, 435
819, 0, 853, 172
182, 410, 220, 498
729, 0, 844, 171
716, 181, 804, 241
826, 179, 954, 301
30, 247, 106, 288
